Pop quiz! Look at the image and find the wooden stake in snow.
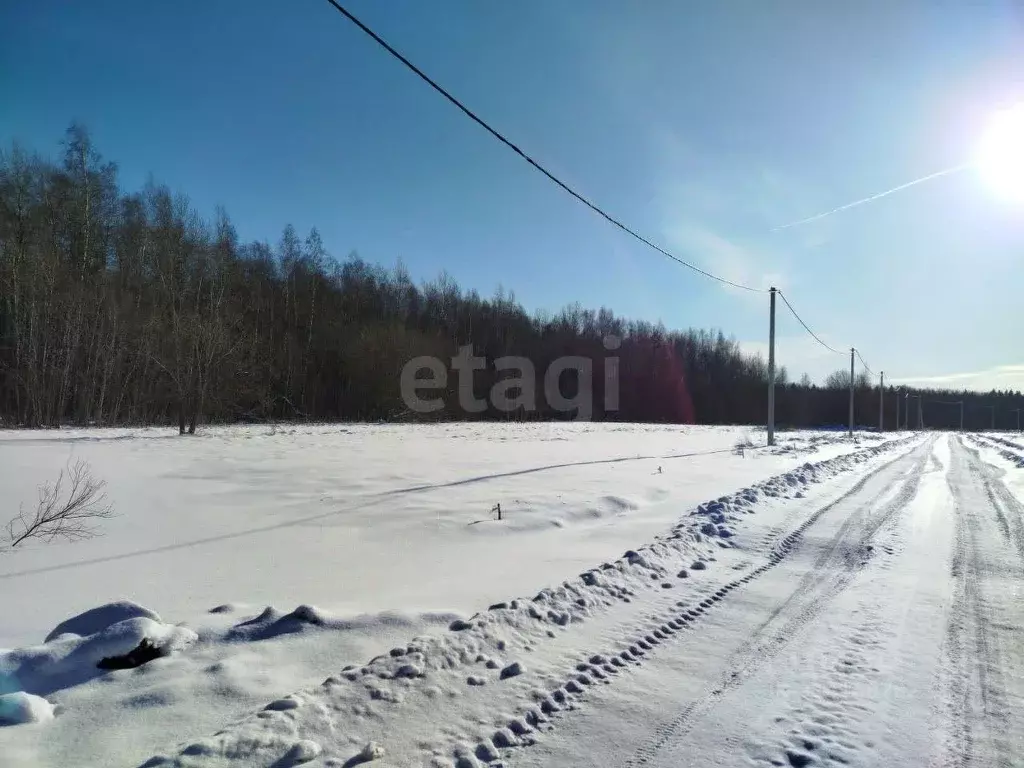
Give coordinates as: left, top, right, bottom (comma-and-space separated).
492, 503, 502, 521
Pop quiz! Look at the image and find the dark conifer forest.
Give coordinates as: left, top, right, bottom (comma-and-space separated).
1, 128, 1020, 432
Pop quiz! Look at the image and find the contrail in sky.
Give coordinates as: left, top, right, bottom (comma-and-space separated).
772, 162, 971, 231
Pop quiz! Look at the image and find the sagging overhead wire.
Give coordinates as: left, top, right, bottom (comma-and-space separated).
324, 1, 893, 381
776, 293, 885, 380
855, 349, 875, 378
322, 0, 764, 293
776, 290, 846, 356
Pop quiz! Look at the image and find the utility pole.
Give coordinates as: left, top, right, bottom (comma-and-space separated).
918, 396, 923, 430
767, 287, 776, 446
879, 371, 884, 432
849, 348, 855, 438
960, 401, 964, 432
904, 392, 909, 430
1013, 408, 1022, 432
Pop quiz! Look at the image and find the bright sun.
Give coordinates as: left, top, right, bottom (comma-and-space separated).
973, 104, 1024, 203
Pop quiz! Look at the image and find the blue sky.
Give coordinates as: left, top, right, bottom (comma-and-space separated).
3, 1, 1023, 390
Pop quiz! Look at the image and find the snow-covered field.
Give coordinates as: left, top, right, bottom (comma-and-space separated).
4, 424, 1020, 767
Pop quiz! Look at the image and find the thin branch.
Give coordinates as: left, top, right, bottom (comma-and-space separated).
5, 459, 115, 549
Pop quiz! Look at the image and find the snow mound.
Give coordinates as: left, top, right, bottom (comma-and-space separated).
225, 605, 328, 641
355, 740, 384, 762
224, 604, 447, 644
282, 739, 322, 764
0, 691, 55, 725
44, 600, 161, 643
1, 616, 197, 696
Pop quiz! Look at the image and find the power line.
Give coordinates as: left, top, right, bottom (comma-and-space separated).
855, 349, 875, 377
324, 1, 898, 387
323, 0, 764, 293
776, 291, 846, 355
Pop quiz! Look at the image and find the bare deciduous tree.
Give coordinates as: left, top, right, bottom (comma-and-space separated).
824, 369, 871, 390
4, 459, 114, 549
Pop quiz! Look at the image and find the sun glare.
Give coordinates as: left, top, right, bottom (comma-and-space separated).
974, 104, 1024, 203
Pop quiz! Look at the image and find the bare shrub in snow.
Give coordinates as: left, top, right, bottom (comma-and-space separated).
734, 433, 756, 456
4, 459, 114, 550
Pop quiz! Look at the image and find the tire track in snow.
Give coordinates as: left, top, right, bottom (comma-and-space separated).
620, 438, 933, 768
961, 437, 1024, 565
945, 469, 981, 768
968, 433, 1024, 470
943, 437, 1016, 768
738, 598, 893, 768
749, 443, 920, 567
729, 436, 953, 767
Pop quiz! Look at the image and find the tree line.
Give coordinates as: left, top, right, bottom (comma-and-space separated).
1, 127, 1021, 432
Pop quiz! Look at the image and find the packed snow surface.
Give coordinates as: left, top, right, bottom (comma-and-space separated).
0, 423, 953, 766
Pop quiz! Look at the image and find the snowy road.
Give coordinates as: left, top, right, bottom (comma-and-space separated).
519, 435, 1024, 768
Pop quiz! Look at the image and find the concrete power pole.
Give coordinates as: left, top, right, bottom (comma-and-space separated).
895, 389, 900, 432
960, 401, 964, 432
1013, 408, 1022, 432
904, 392, 909, 430
767, 287, 777, 446
849, 348, 855, 438
879, 371, 884, 432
